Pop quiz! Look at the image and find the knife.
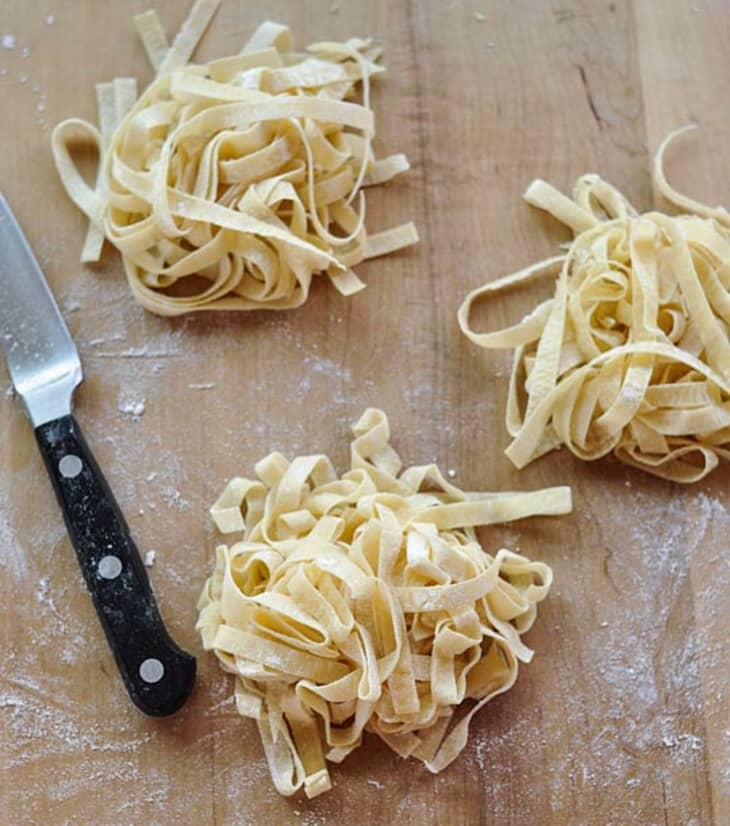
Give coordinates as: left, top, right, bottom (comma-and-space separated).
0, 194, 195, 716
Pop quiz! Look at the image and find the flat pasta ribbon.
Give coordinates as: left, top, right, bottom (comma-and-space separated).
51, 2, 417, 316
459, 126, 730, 483
196, 409, 572, 798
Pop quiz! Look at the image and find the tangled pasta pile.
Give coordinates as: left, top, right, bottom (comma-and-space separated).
197, 409, 571, 797
52, 1, 417, 315
459, 127, 730, 483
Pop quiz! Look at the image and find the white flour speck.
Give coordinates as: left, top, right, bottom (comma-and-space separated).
474, 736, 488, 770
36, 576, 49, 603
144, 549, 156, 567
46, 14, 55, 25
2, 34, 16, 49
162, 488, 189, 511
93, 346, 178, 359
20, 46, 30, 59
679, 733, 704, 751
119, 397, 146, 420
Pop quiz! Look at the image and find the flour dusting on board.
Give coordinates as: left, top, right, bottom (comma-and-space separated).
0, 511, 27, 581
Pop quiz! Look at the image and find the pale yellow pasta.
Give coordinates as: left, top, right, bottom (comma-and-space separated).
459, 127, 730, 483
51, 3, 417, 316
196, 409, 572, 798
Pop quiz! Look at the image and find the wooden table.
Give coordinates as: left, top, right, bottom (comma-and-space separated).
1, 1, 728, 824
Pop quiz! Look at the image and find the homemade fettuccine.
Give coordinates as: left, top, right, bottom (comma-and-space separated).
52, 1, 417, 315
197, 409, 571, 798
459, 126, 730, 483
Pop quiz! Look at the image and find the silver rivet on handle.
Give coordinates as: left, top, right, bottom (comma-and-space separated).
59, 454, 83, 478
139, 658, 165, 684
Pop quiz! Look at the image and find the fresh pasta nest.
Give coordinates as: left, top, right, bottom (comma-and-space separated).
52, 3, 417, 316
197, 410, 571, 797
459, 127, 730, 483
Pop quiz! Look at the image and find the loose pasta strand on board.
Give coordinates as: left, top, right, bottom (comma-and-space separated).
196, 409, 572, 798
459, 127, 730, 483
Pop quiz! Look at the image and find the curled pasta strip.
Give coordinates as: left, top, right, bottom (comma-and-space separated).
196, 409, 571, 798
51, 5, 417, 316
459, 127, 730, 483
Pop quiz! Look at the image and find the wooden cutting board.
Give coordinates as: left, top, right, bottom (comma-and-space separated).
0, 1, 728, 824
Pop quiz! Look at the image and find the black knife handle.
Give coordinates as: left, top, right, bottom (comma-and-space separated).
34, 414, 196, 716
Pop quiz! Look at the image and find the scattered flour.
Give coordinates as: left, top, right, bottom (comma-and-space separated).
2, 33, 16, 49
161, 487, 189, 511
118, 397, 146, 419
0, 512, 28, 580
144, 549, 156, 567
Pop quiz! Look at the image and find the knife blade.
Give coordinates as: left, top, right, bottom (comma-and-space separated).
0, 194, 82, 426
0, 194, 195, 716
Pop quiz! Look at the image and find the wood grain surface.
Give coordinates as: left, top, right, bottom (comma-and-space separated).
0, 2, 728, 824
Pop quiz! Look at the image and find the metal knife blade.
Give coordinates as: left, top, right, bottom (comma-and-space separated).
0, 193, 82, 426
